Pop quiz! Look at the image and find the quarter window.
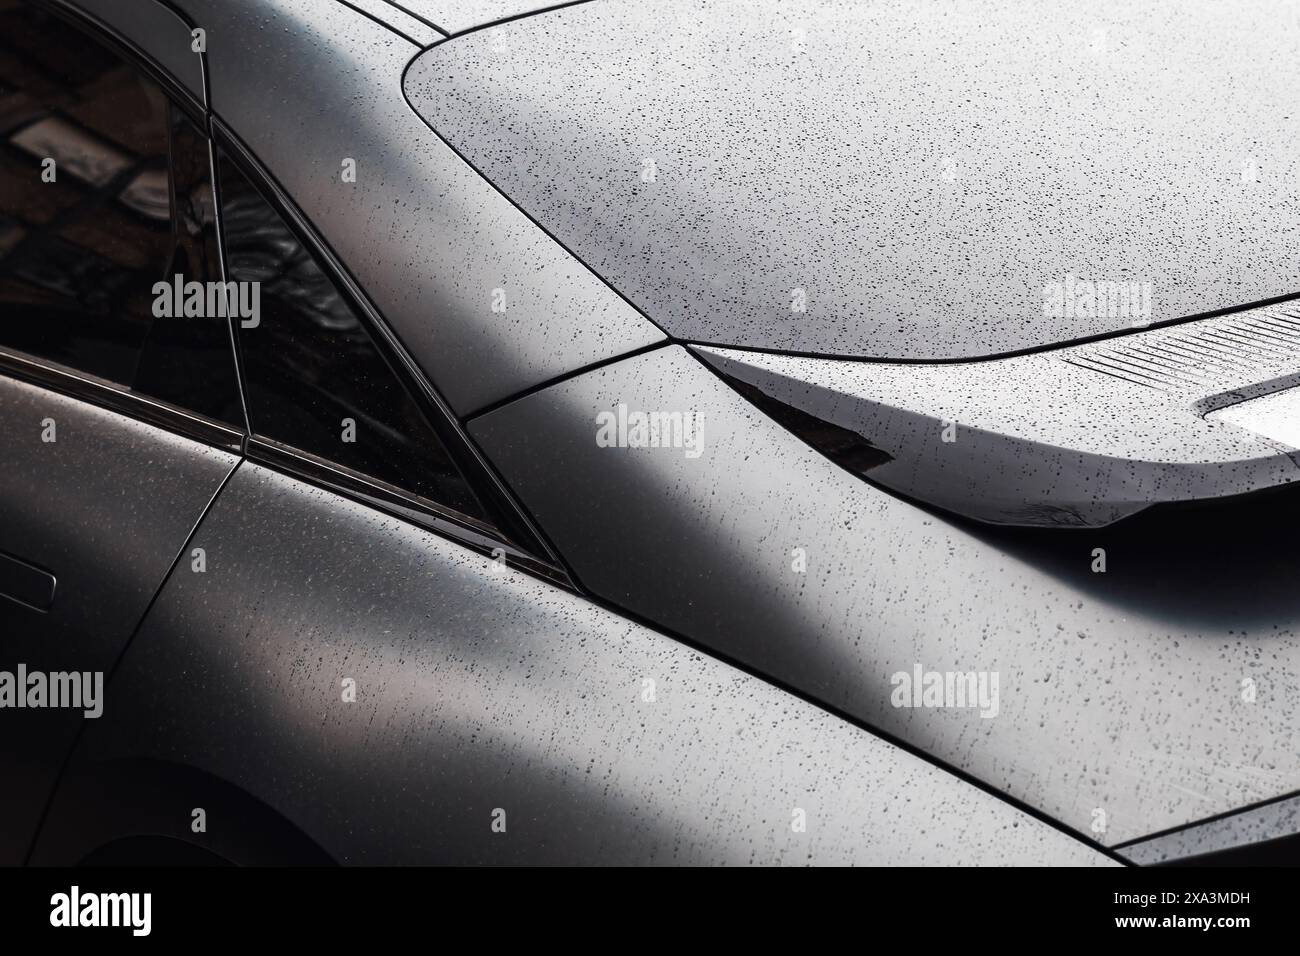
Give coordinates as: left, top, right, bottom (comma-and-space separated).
217, 151, 489, 522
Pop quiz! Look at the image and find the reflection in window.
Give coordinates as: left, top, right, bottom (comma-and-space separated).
218, 151, 489, 522
0, 0, 241, 425
0, 0, 170, 384
131, 109, 243, 425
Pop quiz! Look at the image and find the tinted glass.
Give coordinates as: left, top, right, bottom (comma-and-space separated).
0, 1, 241, 425
217, 151, 488, 521
130, 108, 243, 425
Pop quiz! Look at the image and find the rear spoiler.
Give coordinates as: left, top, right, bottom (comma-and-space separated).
696, 304, 1300, 528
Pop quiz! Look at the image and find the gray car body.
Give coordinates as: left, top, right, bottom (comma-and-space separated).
1, 0, 1112, 867
31, 461, 1105, 866
3, 0, 1292, 865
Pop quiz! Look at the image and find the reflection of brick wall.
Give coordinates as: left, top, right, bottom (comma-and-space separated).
0, 0, 173, 384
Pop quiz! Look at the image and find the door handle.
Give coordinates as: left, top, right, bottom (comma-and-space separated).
0, 551, 56, 611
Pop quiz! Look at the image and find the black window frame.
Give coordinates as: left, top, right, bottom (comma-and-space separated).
0, 0, 568, 587
212, 119, 561, 579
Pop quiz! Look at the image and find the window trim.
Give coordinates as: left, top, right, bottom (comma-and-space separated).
0, 347, 244, 453
211, 119, 567, 579
38, 0, 206, 126
247, 436, 570, 588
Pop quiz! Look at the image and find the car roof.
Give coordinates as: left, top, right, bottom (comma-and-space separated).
407, 0, 1300, 361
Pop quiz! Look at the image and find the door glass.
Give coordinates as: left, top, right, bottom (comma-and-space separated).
131, 108, 244, 425
0, 0, 242, 426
